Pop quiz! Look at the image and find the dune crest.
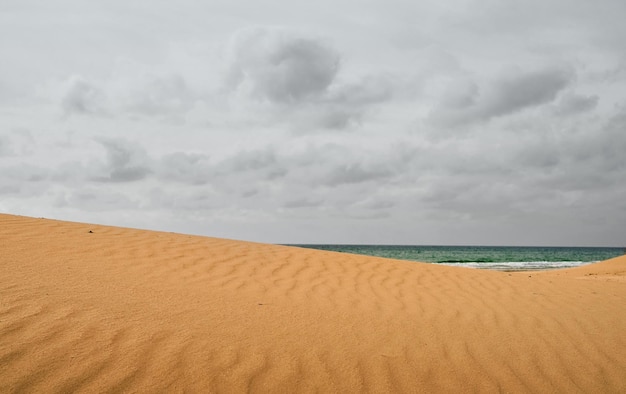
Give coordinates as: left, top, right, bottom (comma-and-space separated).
1, 214, 625, 392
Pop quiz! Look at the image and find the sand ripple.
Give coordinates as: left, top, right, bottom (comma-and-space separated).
1, 214, 625, 392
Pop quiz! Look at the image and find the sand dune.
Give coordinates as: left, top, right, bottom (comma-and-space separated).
1, 213, 625, 392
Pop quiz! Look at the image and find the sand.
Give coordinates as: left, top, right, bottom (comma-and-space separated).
1, 213, 625, 393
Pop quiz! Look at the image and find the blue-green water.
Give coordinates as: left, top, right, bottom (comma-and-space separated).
288, 245, 625, 271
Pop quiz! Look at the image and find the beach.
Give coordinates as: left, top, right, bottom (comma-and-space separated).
1, 213, 625, 392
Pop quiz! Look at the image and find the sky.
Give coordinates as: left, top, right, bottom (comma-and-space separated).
1, 0, 625, 246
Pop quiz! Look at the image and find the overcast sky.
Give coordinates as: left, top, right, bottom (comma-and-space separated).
1, 0, 625, 246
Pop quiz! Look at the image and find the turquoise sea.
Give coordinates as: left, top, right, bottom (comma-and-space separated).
289, 245, 625, 271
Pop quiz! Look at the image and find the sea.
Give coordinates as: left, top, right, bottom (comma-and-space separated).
289, 245, 625, 271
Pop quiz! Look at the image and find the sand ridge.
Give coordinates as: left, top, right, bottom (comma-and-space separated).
1, 213, 625, 392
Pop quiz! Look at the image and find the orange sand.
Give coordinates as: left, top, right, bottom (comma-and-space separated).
1, 213, 625, 392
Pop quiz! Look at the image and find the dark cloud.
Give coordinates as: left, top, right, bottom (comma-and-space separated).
61, 76, 105, 115
240, 189, 259, 198
54, 189, 139, 211
0, 163, 49, 183
429, 67, 573, 127
327, 75, 394, 106
158, 152, 211, 185
598, 61, 626, 83
304, 107, 356, 130
513, 142, 561, 170
354, 198, 395, 210
291, 74, 395, 131
226, 27, 339, 104
92, 138, 151, 182
148, 188, 214, 212
0, 184, 20, 195
484, 68, 573, 117
324, 162, 393, 187
215, 149, 287, 180
578, 107, 626, 175
0, 135, 11, 156
283, 198, 324, 208
553, 92, 599, 116
341, 210, 391, 220
222, 28, 395, 132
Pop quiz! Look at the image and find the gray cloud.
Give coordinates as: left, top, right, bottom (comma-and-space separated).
324, 162, 393, 187
484, 67, 573, 117
429, 67, 574, 127
148, 188, 215, 212
225, 27, 340, 104
0, 183, 20, 195
289, 74, 395, 131
158, 152, 212, 185
0, 135, 11, 156
54, 189, 140, 211
222, 28, 395, 132
283, 198, 324, 209
328, 75, 394, 106
61, 76, 105, 115
354, 198, 395, 210
2, 1, 625, 245
553, 92, 599, 116
56, 69, 193, 119
212, 149, 288, 189
0, 163, 48, 183
118, 72, 192, 116
92, 138, 152, 182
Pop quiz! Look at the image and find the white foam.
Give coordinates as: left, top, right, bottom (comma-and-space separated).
437, 261, 596, 271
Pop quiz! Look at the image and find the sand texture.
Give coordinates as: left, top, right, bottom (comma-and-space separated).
1, 214, 625, 393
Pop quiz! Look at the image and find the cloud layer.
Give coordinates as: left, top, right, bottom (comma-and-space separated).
1, 0, 625, 246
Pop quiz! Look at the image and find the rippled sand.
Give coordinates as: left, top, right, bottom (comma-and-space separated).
1, 214, 625, 392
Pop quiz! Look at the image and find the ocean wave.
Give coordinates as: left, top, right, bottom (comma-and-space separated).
436, 259, 496, 263
436, 261, 596, 271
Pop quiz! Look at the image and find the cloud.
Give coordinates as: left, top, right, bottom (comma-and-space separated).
54, 188, 140, 211
61, 75, 105, 115
429, 66, 574, 127
92, 138, 152, 182
225, 27, 340, 104
0, 135, 11, 156
577, 105, 626, 175
158, 152, 212, 185
0, 163, 48, 183
324, 162, 393, 186
485, 67, 573, 116
0, 183, 20, 195
552, 92, 598, 116
148, 187, 215, 212
112, 70, 193, 116
289, 74, 395, 131
217, 148, 275, 172
221, 27, 395, 132
215, 160, 285, 201
2, 1, 626, 245
283, 198, 324, 209
56, 65, 193, 119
